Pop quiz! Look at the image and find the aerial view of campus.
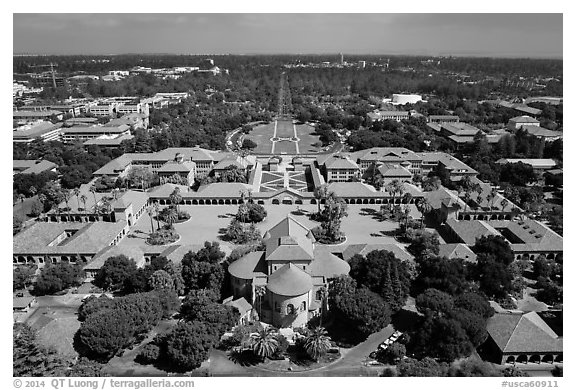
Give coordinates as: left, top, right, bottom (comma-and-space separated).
12, 13, 564, 381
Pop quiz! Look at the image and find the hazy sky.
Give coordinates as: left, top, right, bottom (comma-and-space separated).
13, 13, 563, 58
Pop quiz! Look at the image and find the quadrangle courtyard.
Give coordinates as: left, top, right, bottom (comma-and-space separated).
118, 204, 433, 254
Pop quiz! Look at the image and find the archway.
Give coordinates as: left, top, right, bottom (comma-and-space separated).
218, 199, 224, 205
192, 200, 198, 205
542, 355, 554, 364
186, 200, 191, 205
529, 355, 541, 364
554, 355, 562, 363
159, 199, 166, 205
225, 199, 231, 205
349, 199, 356, 204
362, 199, 368, 204
517, 355, 528, 364
282, 197, 293, 205
311, 199, 317, 204
17, 256, 26, 264
505, 356, 516, 364
272, 199, 280, 205
27, 256, 35, 264
232, 199, 238, 205
295, 199, 303, 205
369, 199, 375, 204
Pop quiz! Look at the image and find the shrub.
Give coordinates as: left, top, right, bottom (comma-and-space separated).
136, 343, 160, 365
146, 226, 179, 245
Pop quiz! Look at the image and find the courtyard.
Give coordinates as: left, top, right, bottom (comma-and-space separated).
118, 203, 421, 255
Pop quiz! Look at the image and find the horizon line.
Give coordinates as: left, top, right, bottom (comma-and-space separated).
13, 52, 563, 60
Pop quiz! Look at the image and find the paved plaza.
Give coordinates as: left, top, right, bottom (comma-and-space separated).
118, 204, 420, 254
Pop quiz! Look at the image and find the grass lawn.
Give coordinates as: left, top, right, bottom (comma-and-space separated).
36, 317, 80, 359
244, 120, 323, 155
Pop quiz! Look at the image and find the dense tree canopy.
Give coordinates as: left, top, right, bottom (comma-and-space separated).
33, 262, 84, 295
349, 250, 411, 311
160, 321, 220, 372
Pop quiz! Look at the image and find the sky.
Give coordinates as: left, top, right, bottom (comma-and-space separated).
13, 13, 563, 58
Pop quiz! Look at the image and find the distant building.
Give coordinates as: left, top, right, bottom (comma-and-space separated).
13, 159, 58, 175
105, 113, 149, 130
23, 102, 86, 117
61, 125, 131, 143
392, 94, 422, 105
89, 103, 117, 117
65, 117, 99, 127
496, 158, 557, 173
427, 115, 460, 124
367, 110, 410, 122
83, 134, 134, 148
13, 122, 63, 143
508, 115, 541, 130
317, 154, 360, 182
13, 110, 63, 123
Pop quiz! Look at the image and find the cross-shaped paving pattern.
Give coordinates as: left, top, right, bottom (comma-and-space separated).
259, 171, 310, 192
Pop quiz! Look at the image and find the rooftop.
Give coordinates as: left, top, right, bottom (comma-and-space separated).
487, 312, 562, 354
13, 122, 63, 139
267, 263, 313, 296
445, 219, 502, 246
13, 159, 58, 175
509, 115, 540, 124
438, 243, 477, 263
13, 221, 127, 255
264, 216, 315, 261
342, 243, 413, 262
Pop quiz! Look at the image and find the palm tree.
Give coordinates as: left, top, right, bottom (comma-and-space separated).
416, 198, 432, 229
385, 180, 404, 211
165, 208, 178, 228
73, 188, 81, 212
317, 286, 328, 327
37, 193, 47, 221
63, 190, 72, 219
169, 188, 182, 214
304, 327, 332, 362
313, 184, 329, 214
153, 202, 161, 230
89, 185, 98, 213
254, 285, 266, 320
237, 203, 249, 224
250, 328, 279, 360
80, 194, 87, 219
488, 188, 498, 210
147, 207, 155, 233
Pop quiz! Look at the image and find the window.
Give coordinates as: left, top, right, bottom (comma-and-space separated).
286, 304, 295, 315
301, 301, 306, 311
316, 290, 323, 301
